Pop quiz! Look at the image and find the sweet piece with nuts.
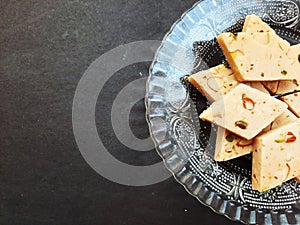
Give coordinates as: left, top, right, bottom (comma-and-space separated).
217, 32, 297, 82
243, 14, 280, 93
215, 108, 295, 161
188, 64, 238, 102
252, 119, 300, 192
215, 128, 253, 161
200, 84, 287, 140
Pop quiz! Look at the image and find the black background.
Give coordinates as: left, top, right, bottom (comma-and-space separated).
1, 1, 241, 224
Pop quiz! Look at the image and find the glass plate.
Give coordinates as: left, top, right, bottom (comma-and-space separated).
145, 0, 300, 224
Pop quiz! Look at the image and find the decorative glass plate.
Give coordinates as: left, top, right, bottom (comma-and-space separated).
145, 0, 300, 224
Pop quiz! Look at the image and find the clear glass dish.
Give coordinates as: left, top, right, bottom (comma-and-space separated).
145, 0, 300, 224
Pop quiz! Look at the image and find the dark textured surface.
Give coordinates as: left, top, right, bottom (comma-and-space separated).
0, 1, 241, 225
